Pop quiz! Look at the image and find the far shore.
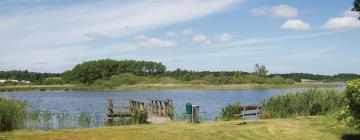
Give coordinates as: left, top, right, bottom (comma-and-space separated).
0, 83, 340, 92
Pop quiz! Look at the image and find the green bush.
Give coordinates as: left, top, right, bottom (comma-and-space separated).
221, 103, 241, 121
110, 73, 140, 86
262, 89, 343, 119
132, 109, 148, 124
42, 77, 65, 85
0, 98, 27, 131
340, 79, 360, 130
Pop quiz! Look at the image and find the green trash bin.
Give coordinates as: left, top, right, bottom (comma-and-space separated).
186, 102, 192, 114
186, 102, 192, 122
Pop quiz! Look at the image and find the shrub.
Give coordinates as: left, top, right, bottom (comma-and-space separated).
110, 73, 140, 86
132, 109, 148, 124
221, 103, 241, 121
340, 79, 360, 130
42, 77, 65, 85
0, 98, 27, 131
262, 89, 343, 119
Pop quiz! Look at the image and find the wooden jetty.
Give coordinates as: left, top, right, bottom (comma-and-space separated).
149, 99, 173, 117
106, 99, 173, 124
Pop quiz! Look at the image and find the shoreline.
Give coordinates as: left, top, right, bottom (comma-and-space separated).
0, 83, 340, 92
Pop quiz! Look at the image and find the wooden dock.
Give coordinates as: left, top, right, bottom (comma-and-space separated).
106, 99, 173, 124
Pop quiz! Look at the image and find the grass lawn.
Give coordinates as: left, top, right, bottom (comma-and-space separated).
1, 115, 358, 140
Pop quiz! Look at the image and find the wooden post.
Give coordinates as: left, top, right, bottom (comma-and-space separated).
107, 99, 114, 124
242, 106, 246, 120
140, 102, 144, 110
256, 105, 259, 120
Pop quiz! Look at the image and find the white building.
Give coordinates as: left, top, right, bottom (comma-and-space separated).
0, 79, 19, 83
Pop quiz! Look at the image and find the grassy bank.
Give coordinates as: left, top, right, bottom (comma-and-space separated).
0, 114, 357, 140
0, 83, 339, 92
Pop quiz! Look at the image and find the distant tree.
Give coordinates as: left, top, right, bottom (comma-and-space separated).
254, 63, 268, 78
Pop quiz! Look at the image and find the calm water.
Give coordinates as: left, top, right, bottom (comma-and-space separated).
0, 88, 341, 129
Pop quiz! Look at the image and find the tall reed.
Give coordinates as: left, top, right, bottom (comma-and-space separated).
261, 89, 343, 119
78, 112, 91, 128
132, 109, 148, 124
0, 98, 27, 131
221, 102, 241, 121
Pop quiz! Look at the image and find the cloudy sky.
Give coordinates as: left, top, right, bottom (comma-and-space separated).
0, 0, 359, 74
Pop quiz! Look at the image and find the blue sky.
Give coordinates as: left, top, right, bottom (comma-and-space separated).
0, 0, 359, 74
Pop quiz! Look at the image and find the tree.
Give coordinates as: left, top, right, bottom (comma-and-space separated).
341, 80, 360, 130
353, 0, 360, 12
254, 63, 268, 77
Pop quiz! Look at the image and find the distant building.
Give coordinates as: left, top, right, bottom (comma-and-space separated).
0, 79, 19, 83
21, 80, 31, 84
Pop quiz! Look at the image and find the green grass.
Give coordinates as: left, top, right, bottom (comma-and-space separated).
0, 114, 358, 140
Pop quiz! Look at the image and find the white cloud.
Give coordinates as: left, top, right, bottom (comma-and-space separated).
181, 28, 193, 35
251, 4, 298, 18
281, 19, 311, 31
343, 10, 360, 17
134, 35, 177, 48
167, 31, 178, 36
322, 16, 360, 30
0, 0, 240, 72
214, 33, 234, 43
228, 32, 334, 46
193, 34, 211, 45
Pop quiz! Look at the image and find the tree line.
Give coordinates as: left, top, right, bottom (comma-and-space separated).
0, 59, 359, 85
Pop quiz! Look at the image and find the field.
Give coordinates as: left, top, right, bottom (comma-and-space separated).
0, 83, 338, 92
1, 114, 358, 140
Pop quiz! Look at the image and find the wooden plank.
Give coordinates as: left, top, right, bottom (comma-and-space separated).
107, 112, 132, 117
239, 105, 262, 110
234, 112, 261, 117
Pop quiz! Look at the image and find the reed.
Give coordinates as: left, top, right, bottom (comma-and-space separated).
0, 98, 27, 131
261, 89, 343, 119
132, 110, 148, 124
77, 112, 91, 128
221, 102, 241, 121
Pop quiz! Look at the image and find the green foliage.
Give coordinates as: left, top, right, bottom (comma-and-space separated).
42, 110, 52, 130
56, 112, 70, 128
110, 73, 140, 86
132, 110, 148, 124
166, 106, 175, 120
254, 63, 268, 78
42, 77, 65, 85
63, 59, 166, 84
353, 0, 360, 13
340, 79, 360, 130
0, 70, 61, 84
221, 103, 241, 121
78, 112, 91, 128
0, 98, 27, 131
29, 110, 41, 128
262, 89, 343, 119
269, 73, 360, 82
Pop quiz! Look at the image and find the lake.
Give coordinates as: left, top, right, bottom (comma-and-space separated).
0, 88, 340, 129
